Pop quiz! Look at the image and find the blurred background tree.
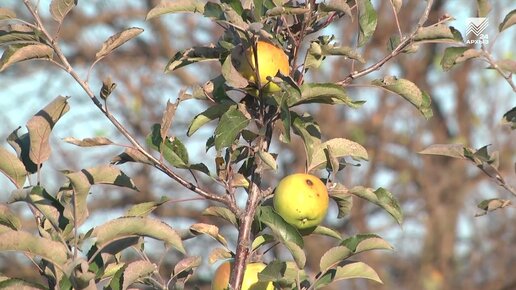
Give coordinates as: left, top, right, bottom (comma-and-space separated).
0, 0, 515, 289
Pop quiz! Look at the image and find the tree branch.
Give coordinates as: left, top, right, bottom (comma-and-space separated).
22, 0, 233, 210
481, 48, 516, 93
337, 0, 435, 85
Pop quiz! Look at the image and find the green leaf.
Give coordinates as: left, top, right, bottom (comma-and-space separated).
257, 260, 287, 282
284, 240, 307, 269
309, 138, 369, 171
11, 186, 65, 231
202, 206, 238, 227
314, 262, 382, 288
0, 147, 27, 189
0, 25, 41, 45
108, 263, 125, 290
475, 198, 511, 216
340, 233, 393, 253
414, 24, 463, 43
257, 150, 277, 171
419, 144, 466, 159
95, 27, 144, 60
189, 223, 228, 247
319, 234, 392, 273
222, 54, 249, 89
256, 206, 304, 248
319, 246, 353, 272
266, 6, 310, 16
165, 46, 226, 72
290, 83, 363, 108
88, 237, 140, 271
502, 107, 516, 129
463, 145, 495, 166
499, 9, 516, 32
67, 165, 138, 189
7, 128, 38, 174
174, 256, 202, 280
188, 104, 232, 136
100, 263, 126, 281
92, 216, 185, 254
292, 113, 321, 164
122, 260, 157, 290
63, 136, 114, 147
329, 183, 353, 218
203, 2, 225, 19
319, 0, 352, 16
73, 260, 97, 288
305, 42, 324, 71
253, 0, 278, 19
208, 248, 233, 264
126, 197, 170, 217
50, 0, 77, 22
256, 207, 306, 268
0, 44, 53, 72
214, 105, 250, 150
0, 204, 21, 230
305, 36, 364, 70
65, 165, 138, 225
321, 45, 365, 63
221, 0, 244, 15
372, 76, 432, 119
221, 3, 249, 31
261, 261, 307, 287
147, 124, 189, 167
0, 230, 68, 266
357, 0, 378, 47
0, 277, 46, 289
111, 147, 154, 165
27, 96, 70, 165
350, 187, 403, 224
188, 163, 211, 175
311, 225, 342, 240
251, 234, 276, 251
0, 8, 16, 20
146, 0, 205, 20
440, 47, 481, 71
279, 96, 291, 143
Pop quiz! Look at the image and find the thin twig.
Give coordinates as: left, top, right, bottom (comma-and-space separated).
481, 48, 516, 93
22, 0, 233, 211
337, 0, 435, 85
389, 0, 403, 38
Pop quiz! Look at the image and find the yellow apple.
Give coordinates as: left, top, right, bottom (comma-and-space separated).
273, 173, 329, 232
234, 40, 290, 94
211, 260, 273, 290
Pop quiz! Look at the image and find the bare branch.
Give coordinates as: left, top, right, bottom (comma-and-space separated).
481, 48, 516, 93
